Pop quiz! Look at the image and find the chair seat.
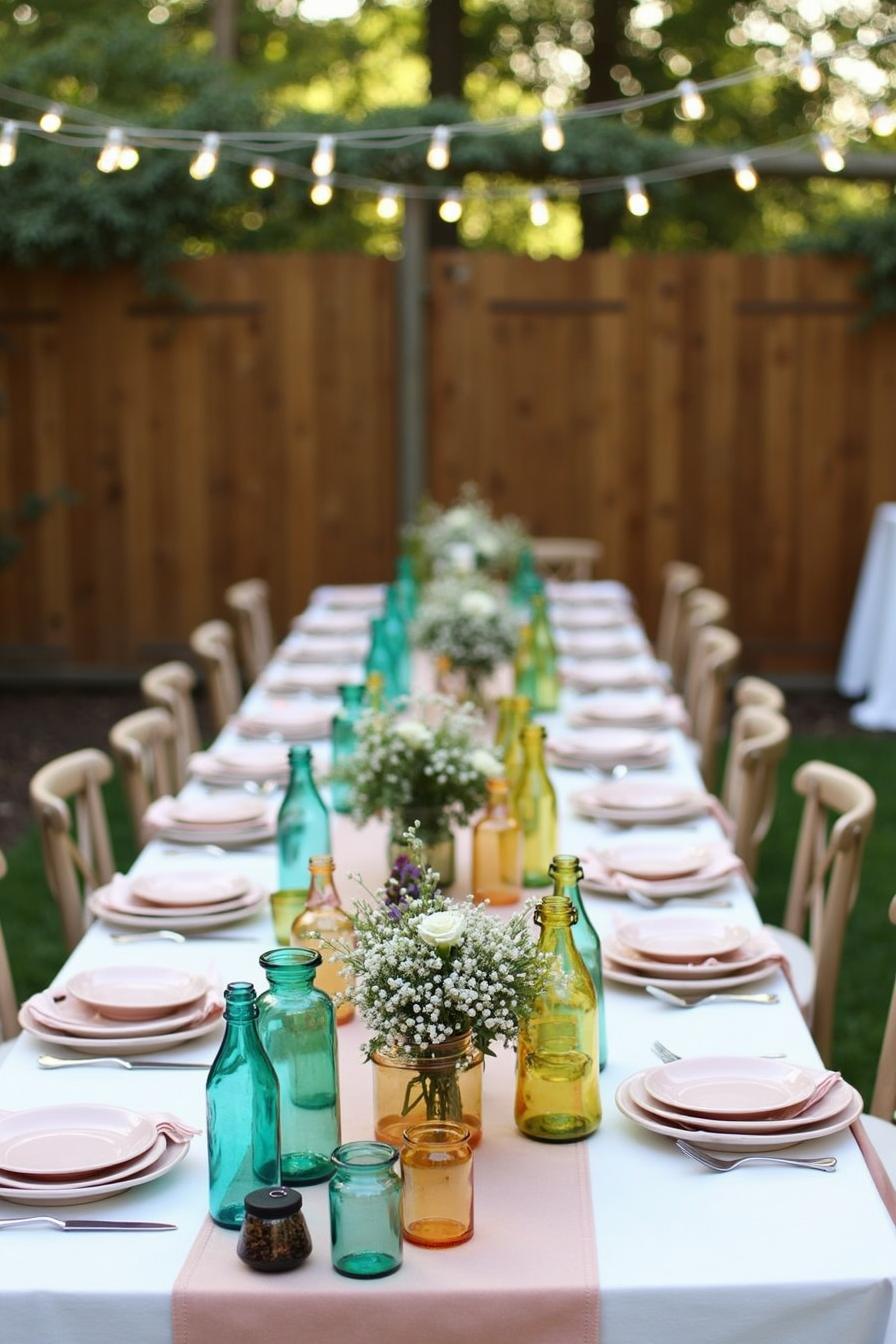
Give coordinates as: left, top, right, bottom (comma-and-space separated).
863, 1114, 896, 1183
766, 925, 817, 1016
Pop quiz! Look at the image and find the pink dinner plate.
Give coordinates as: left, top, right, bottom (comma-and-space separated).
266, 667, 360, 695
86, 884, 266, 932
0, 1134, 168, 1190
18, 1001, 223, 1056
603, 843, 712, 882
169, 797, 266, 827
131, 871, 249, 909
297, 611, 370, 635
589, 780, 696, 810
602, 959, 777, 993
0, 1105, 156, 1178
567, 694, 666, 723
213, 744, 290, 773
323, 584, 384, 609
603, 932, 776, 979
26, 989, 220, 1039
615, 915, 749, 963
625, 1071, 856, 1133
643, 1057, 818, 1119
0, 1136, 191, 1207
67, 966, 208, 1021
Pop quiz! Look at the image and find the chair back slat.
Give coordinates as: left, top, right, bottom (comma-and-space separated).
531, 538, 602, 582
140, 660, 200, 786
0, 850, 18, 1043
721, 705, 791, 877
656, 561, 702, 680
870, 896, 896, 1122
109, 708, 178, 844
190, 620, 242, 732
686, 625, 740, 793
225, 578, 275, 682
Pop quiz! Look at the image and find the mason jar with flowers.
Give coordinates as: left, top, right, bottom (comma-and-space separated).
326, 827, 548, 1146
413, 579, 518, 708
403, 483, 529, 582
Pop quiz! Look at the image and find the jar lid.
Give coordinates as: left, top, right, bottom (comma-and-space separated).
244, 1186, 303, 1218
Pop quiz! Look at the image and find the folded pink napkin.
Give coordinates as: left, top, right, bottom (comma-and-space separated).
151, 1113, 202, 1142
561, 662, 665, 690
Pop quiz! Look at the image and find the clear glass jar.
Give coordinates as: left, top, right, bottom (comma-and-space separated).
389, 806, 455, 888
472, 777, 522, 905
329, 1141, 402, 1279
290, 855, 355, 1024
256, 948, 341, 1185
371, 1030, 483, 1149
400, 1121, 474, 1248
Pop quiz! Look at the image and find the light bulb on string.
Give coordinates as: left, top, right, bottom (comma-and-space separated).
528, 189, 550, 227
540, 109, 565, 152
816, 133, 845, 172
731, 154, 758, 191
376, 185, 401, 221
310, 176, 333, 206
250, 159, 276, 189
97, 128, 124, 173
438, 190, 462, 223
870, 102, 896, 137
39, 104, 62, 134
797, 49, 822, 93
624, 175, 650, 217
311, 134, 335, 178
189, 132, 220, 181
677, 80, 706, 121
118, 144, 140, 171
426, 125, 451, 170
0, 121, 18, 168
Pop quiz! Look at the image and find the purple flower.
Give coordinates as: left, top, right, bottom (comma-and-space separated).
383, 854, 422, 920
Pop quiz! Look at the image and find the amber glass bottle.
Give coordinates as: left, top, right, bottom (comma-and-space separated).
290, 855, 355, 1025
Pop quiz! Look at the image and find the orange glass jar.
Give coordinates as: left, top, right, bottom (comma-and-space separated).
400, 1121, 474, 1248
370, 1031, 483, 1149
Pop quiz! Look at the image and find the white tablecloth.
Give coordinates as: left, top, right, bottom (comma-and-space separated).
838, 502, 896, 730
2, 601, 894, 1344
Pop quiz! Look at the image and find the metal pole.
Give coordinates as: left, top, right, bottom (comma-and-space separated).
398, 195, 428, 526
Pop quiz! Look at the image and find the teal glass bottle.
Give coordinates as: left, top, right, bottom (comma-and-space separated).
256, 949, 341, 1186
511, 549, 544, 610
206, 982, 281, 1228
365, 617, 398, 703
548, 855, 607, 1071
277, 747, 331, 893
331, 683, 365, 815
395, 554, 418, 620
383, 585, 411, 697
329, 1141, 402, 1278
531, 593, 560, 713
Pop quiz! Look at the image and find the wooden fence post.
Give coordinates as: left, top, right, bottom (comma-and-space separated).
397, 196, 428, 524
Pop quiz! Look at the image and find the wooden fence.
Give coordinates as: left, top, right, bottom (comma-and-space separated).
2, 249, 894, 675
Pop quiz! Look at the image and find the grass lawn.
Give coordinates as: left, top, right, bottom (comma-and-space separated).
2, 735, 894, 1104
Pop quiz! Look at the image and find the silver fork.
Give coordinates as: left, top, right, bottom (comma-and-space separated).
676, 1140, 837, 1173
652, 1039, 786, 1062
110, 931, 258, 944
627, 888, 733, 910
646, 985, 779, 1009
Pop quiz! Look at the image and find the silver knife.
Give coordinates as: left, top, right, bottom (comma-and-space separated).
0, 1217, 177, 1231
38, 1054, 209, 1071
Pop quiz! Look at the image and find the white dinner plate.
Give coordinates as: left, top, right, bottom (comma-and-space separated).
18, 1002, 223, 1056
0, 1105, 156, 1177
0, 1137, 190, 1207
67, 966, 209, 1021
644, 1056, 818, 1118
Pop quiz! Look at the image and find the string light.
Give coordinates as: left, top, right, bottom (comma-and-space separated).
870, 102, 896, 137
540, 109, 565, 152
816, 132, 845, 172
250, 158, 276, 189
528, 189, 550, 227
311, 134, 335, 178
731, 153, 758, 191
39, 104, 62, 134
426, 125, 451, 171
310, 176, 333, 205
798, 49, 822, 93
438, 190, 462, 223
189, 132, 220, 181
0, 121, 18, 167
376, 185, 400, 220
677, 80, 706, 121
97, 128, 124, 173
625, 176, 650, 217
118, 143, 140, 171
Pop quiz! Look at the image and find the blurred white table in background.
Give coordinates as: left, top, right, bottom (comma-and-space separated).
838, 502, 896, 731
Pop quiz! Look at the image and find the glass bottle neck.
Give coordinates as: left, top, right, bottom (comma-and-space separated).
307, 867, 340, 909
263, 968, 316, 994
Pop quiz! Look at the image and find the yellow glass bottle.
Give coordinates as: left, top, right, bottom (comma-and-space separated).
530, 593, 559, 713
500, 695, 531, 797
514, 891, 601, 1142
290, 855, 355, 1025
514, 624, 538, 705
494, 696, 514, 751
512, 723, 557, 887
472, 777, 523, 905
365, 670, 385, 710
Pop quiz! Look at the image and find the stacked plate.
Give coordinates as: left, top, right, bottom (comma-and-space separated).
234, 698, 338, 742
87, 868, 267, 932
556, 632, 645, 660
546, 580, 633, 608
144, 795, 276, 846
616, 1056, 862, 1152
0, 1104, 195, 1206
264, 664, 363, 697
280, 634, 369, 663
20, 963, 223, 1057
602, 913, 784, 991
188, 742, 290, 789
566, 692, 687, 731
547, 727, 670, 772
293, 609, 372, 637
582, 839, 743, 898
313, 583, 385, 612
561, 661, 665, 692
571, 779, 716, 825
553, 607, 631, 633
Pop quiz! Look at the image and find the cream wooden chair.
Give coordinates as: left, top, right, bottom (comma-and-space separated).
655, 562, 703, 683
685, 625, 741, 792
190, 619, 242, 733
531, 538, 602, 581
768, 761, 877, 1066
864, 896, 896, 1178
225, 578, 275, 682
140, 660, 201, 787
734, 676, 786, 716
0, 850, 19, 1050
681, 588, 731, 702
721, 705, 791, 878
109, 708, 178, 845
29, 749, 116, 951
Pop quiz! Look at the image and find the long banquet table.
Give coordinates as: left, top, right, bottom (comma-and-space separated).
2, 586, 895, 1344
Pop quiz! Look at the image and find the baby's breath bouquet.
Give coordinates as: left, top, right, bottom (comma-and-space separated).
413, 579, 518, 698
406, 483, 529, 580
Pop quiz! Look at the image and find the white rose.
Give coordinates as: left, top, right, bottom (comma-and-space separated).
471, 748, 504, 777
417, 909, 467, 949
460, 590, 497, 618
395, 720, 432, 748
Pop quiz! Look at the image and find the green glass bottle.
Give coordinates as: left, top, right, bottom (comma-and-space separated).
331, 683, 365, 815
514, 892, 601, 1142
530, 593, 560, 713
513, 723, 557, 887
365, 617, 398, 703
206, 982, 281, 1228
514, 624, 538, 704
499, 694, 531, 798
494, 696, 514, 751
549, 855, 607, 1071
395, 555, 418, 620
277, 747, 331, 893
256, 949, 341, 1186
511, 548, 538, 610
383, 585, 411, 697
365, 669, 385, 710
